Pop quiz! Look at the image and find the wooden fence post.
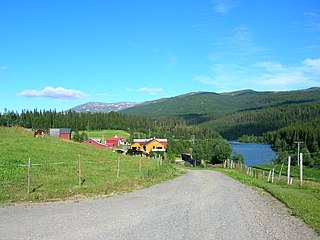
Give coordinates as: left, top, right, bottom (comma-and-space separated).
139, 158, 142, 173
267, 170, 272, 182
271, 168, 275, 183
287, 156, 291, 185
78, 154, 81, 186
27, 158, 31, 193
278, 163, 284, 181
299, 153, 303, 186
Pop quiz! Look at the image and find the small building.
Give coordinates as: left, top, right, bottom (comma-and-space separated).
49, 128, 60, 138
59, 128, 72, 140
105, 136, 127, 148
49, 128, 72, 140
131, 138, 167, 153
84, 138, 109, 149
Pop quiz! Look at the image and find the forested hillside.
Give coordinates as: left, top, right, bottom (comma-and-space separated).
122, 88, 320, 119
122, 91, 244, 117
0, 109, 219, 141
264, 119, 320, 168
201, 100, 320, 139
121, 87, 320, 139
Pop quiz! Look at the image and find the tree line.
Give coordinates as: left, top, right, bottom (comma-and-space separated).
200, 101, 320, 140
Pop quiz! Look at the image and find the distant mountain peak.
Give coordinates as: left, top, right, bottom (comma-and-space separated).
70, 101, 140, 113
221, 89, 257, 96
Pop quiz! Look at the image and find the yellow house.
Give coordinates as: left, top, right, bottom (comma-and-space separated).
131, 138, 166, 153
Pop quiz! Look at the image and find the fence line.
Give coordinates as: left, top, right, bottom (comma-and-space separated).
1, 154, 165, 194
224, 154, 304, 186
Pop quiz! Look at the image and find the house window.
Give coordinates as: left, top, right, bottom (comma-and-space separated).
157, 146, 163, 149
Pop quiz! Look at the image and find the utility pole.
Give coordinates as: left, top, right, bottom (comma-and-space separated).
191, 135, 195, 166
299, 153, 303, 186
294, 141, 303, 166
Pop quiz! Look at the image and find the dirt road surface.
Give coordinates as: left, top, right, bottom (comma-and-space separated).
0, 170, 319, 240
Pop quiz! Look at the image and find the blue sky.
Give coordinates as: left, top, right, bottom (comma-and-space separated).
1, 0, 320, 112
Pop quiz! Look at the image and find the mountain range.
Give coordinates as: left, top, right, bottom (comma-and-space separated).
71, 88, 320, 117
69, 102, 139, 113
70, 87, 320, 139
120, 87, 320, 117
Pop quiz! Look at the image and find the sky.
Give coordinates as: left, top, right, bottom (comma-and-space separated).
1, 0, 320, 112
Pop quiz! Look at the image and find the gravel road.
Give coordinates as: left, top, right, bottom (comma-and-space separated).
0, 170, 319, 240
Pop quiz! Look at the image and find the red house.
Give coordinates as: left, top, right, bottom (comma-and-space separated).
105, 136, 127, 148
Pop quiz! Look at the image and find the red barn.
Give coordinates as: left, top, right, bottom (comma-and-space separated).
105, 136, 127, 148
59, 128, 72, 140
49, 128, 72, 140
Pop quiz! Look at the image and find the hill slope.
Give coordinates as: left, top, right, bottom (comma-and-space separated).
121, 88, 320, 118
0, 127, 177, 204
120, 88, 320, 138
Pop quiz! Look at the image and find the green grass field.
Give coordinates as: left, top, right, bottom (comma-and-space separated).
253, 164, 320, 182
218, 167, 320, 234
0, 127, 182, 205
85, 130, 131, 139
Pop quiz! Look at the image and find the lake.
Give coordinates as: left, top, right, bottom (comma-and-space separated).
229, 141, 276, 166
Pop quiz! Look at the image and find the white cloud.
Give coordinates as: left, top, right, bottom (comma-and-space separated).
304, 12, 320, 32
254, 62, 285, 72
253, 59, 320, 90
258, 71, 310, 88
209, 25, 267, 63
18, 86, 88, 100
302, 58, 320, 71
194, 59, 320, 91
139, 87, 164, 94
0, 66, 8, 71
213, 0, 236, 14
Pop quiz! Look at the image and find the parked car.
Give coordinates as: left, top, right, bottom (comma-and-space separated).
126, 149, 144, 156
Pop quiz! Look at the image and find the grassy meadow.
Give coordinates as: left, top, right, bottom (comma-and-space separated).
85, 129, 131, 139
0, 127, 182, 205
219, 167, 320, 234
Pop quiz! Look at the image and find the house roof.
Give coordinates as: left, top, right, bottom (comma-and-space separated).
59, 128, 71, 134
133, 138, 167, 143
141, 139, 159, 146
105, 137, 122, 140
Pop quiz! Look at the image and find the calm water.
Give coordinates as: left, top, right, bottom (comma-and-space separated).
229, 141, 276, 166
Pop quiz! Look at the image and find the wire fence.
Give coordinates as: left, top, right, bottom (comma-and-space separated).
223, 154, 309, 186
0, 155, 166, 199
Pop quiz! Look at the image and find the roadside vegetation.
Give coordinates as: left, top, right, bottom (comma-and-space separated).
218, 167, 320, 234
0, 127, 183, 205
253, 164, 320, 182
